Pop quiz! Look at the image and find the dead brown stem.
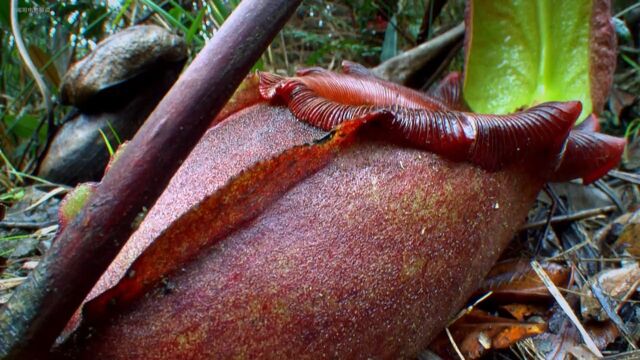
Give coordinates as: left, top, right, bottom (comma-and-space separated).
520, 205, 618, 230
372, 22, 464, 85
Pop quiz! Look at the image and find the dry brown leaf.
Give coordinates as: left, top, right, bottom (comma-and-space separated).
587, 320, 620, 350
613, 210, 640, 257
27, 45, 61, 88
581, 262, 640, 320
609, 88, 637, 119
533, 317, 619, 360
593, 212, 633, 249
501, 303, 548, 322
429, 309, 546, 359
0, 277, 26, 291
475, 259, 571, 303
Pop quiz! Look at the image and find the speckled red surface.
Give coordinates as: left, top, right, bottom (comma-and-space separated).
61, 104, 324, 338
589, 0, 616, 114
66, 104, 542, 358
82, 112, 380, 320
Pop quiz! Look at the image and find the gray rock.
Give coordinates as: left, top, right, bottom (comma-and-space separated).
39, 64, 181, 185
60, 25, 187, 112
39, 25, 187, 185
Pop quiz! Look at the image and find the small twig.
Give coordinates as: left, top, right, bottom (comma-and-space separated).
546, 184, 568, 213
608, 170, 640, 185
593, 180, 625, 212
531, 260, 603, 358
16, 187, 67, 214
590, 283, 638, 349
616, 2, 640, 18
615, 277, 640, 313
0, 221, 56, 230
521, 205, 618, 230
605, 350, 640, 359
0, 150, 23, 184
571, 257, 640, 262
555, 286, 591, 297
547, 241, 589, 260
535, 185, 560, 255
445, 327, 465, 360
448, 291, 493, 325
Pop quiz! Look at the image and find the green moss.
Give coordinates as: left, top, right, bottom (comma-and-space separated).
60, 183, 95, 223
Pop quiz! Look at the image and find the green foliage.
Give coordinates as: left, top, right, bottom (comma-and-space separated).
3, 0, 635, 188
3, 113, 44, 140
380, 14, 398, 61
1, 0, 111, 165
464, 0, 594, 122
0, 187, 24, 203
1, 0, 451, 169
274, 0, 463, 70
97, 129, 115, 156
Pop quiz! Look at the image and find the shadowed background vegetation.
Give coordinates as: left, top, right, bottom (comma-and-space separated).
0, 0, 469, 173
3, 0, 640, 175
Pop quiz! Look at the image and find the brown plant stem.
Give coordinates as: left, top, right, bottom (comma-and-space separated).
0, 0, 302, 357
520, 205, 618, 230
372, 22, 464, 85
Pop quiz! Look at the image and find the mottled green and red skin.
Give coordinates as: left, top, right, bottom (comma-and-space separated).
65, 104, 541, 358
